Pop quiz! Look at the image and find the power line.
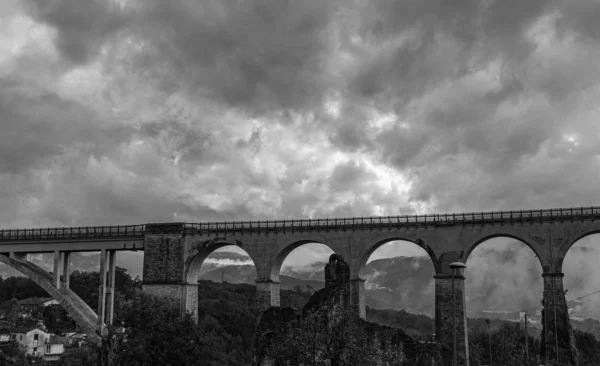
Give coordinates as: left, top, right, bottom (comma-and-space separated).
567, 289, 600, 302
575, 289, 600, 301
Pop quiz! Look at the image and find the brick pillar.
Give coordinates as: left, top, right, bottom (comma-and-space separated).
350, 278, 366, 319
255, 280, 280, 311
142, 224, 195, 319
542, 272, 579, 366
182, 283, 199, 321
435, 274, 469, 366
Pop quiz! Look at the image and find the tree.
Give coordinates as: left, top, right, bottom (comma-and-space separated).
0, 340, 29, 365
104, 295, 230, 366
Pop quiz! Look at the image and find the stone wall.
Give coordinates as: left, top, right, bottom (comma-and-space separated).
254, 254, 441, 365
256, 280, 281, 310
143, 229, 185, 284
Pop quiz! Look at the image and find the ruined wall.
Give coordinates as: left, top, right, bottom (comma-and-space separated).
254, 254, 441, 365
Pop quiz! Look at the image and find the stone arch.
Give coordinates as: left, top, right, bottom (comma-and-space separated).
463, 235, 545, 319
359, 237, 438, 278
560, 232, 600, 320
557, 228, 600, 271
270, 240, 336, 282
185, 239, 257, 284
464, 233, 546, 271
0, 254, 101, 345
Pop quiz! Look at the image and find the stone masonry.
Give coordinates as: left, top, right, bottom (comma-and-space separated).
541, 272, 579, 366
3, 206, 598, 358
435, 274, 469, 366
254, 254, 441, 365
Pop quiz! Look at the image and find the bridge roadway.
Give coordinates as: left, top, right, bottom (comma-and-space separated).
2, 206, 598, 365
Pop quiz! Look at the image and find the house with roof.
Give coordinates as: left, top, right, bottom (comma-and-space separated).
0, 328, 10, 343
43, 337, 66, 362
8, 326, 67, 361
9, 326, 50, 356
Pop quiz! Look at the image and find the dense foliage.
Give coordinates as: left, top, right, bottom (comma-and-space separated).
2, 272, 600, 365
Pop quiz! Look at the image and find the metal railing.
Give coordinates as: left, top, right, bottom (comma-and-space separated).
1, 206, 600, 240
0, 225, 146, 241
184, 206, 600, 234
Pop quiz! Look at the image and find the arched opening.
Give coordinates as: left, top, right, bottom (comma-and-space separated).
0, 250, 143, 332
465, 237, 543, 319
190, 245, 257, 285
363, 240, 436, 314
273, 241, 335, 308
465, 237, 544, 365
562, 234, 600, 322
361, 240, 436, 337
0, 254, 101, 344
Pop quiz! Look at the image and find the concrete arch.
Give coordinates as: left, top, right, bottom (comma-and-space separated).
359, 238, 439, 278
0, 254, 101, 345
185, 240, 257, 284
464, 233, 546, 271
270, 240, 336, 282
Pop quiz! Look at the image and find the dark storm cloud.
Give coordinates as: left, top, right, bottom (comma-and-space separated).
124, 0, 338, 115
3, 0, 600, 226
23, 0, 133, 64
0, 78, 133, 175
558, 0, 600, 40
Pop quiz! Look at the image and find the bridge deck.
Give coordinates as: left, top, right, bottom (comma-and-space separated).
1, 206, 600, 242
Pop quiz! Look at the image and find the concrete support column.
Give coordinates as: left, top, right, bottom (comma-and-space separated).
106, 250, 116, 326
181, 283, 199, 321
541, 272, 579, 366
61, 252, 71, 288
53, 250, 62, 289
97, 249, 108, 336
350, 278, 366, 319
255, 280, 280, 311
435, 273, 469, 366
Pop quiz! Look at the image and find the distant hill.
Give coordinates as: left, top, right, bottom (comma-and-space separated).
198, 254, 437, 315
2, 246, 599, 322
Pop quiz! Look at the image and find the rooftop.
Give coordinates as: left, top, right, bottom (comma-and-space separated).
18, 297, 54, 306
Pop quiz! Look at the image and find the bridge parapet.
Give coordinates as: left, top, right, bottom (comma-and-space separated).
0, 224, 145, 241
183, 206, 600, 235
2, 206, 600, 241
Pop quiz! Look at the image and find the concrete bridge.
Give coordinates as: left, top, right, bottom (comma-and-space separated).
2, 206, 600, 364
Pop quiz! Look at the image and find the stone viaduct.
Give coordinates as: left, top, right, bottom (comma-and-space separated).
2, 206, 600, 365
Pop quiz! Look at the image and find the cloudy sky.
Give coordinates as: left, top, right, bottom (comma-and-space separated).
3, 0, 600, 314
2, 0, 600, 229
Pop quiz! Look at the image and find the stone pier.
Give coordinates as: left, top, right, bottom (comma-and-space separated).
435, 272, 469, 366
542, 272, 579, 366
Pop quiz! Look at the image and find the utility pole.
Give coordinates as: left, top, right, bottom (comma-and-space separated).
485, 318, 492, 365
452, 267, 457, 366
524, 313, 529, 365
